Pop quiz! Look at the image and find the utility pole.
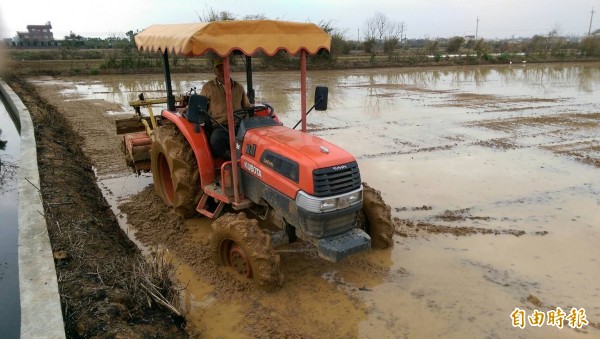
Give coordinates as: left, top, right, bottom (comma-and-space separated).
400, 23, 404, 44
475, 16, 479, 40
589, 8, 595, 36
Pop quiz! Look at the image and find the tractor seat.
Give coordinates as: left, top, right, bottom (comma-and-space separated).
185, 94, 209, 126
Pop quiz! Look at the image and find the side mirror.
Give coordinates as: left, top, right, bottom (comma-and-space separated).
314, 86, 328, 111
186, 95, 209, 133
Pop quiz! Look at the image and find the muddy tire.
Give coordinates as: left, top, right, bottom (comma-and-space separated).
357, 182, 394, 249
150, 123, 201, 217
209, 213, 283, 290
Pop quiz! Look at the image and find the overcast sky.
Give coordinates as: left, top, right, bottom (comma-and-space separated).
1, 0, 599, 40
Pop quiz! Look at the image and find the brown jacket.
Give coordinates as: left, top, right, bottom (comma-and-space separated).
200, 78, 251, 126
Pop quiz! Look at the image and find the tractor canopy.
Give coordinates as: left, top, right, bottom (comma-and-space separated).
134, 20, 331, 57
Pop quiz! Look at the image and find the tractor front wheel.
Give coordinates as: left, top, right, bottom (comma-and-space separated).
150, 123, 201, 217
209, 213, 283, 290
357, 182, 394, 249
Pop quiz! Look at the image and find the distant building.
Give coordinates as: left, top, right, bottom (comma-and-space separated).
3, 38, 15, 47
16, 21, 56, 47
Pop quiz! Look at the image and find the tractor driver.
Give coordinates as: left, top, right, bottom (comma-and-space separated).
200, 58, 252, 160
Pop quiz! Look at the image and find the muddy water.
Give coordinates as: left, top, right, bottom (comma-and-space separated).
0, 96, 21, 337
46, 62, 600, 337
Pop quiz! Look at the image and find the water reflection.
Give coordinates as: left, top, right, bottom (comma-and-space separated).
0, 129, 17, 194
39, 63, 600, 128
0, 158, 17, 194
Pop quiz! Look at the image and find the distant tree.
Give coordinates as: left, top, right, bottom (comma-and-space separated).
527, 35, 547, 55
363, 37, 376, 54
65, 31, 83, 41
126, 30, 137, 43
363, 12, 404, 60
242, 14, 268, 20
424, 40, 439, 55
473, 39, 489, 58
317, 20, 350, 59
580, 32, 600, 56
198, 7, 236, 22
446, 36, 465, 53
383, 37, 400, 57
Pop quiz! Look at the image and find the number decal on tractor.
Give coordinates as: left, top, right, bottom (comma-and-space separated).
244, 161, 262, 178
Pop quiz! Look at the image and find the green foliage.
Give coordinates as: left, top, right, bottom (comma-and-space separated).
473, 39, 488, 58
316, 20, 350, 60
446, 37, 465, 53
363, 38, 376, 54
496, 53, 511, 62
100, 46, 159, 70
383, 37, 399, 59
580, 36, 600, 56
198, 7, 237, 21
424, 40, 439, 55
10, 50, 60, 60
527, 35, 547, 55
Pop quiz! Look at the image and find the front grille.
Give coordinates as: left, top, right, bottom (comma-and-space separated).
313, 161, 361, 197
302, 209, 359, 238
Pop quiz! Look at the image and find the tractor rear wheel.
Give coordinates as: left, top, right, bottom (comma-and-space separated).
209, 213, 283, 290
150, 123, 201, 217
357, 182, 394, 249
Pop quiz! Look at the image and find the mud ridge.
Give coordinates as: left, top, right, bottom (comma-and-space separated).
394, 218, 526, 237
6, 75, 186, 337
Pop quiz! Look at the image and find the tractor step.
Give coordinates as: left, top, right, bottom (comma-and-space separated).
196, 192, 225, 219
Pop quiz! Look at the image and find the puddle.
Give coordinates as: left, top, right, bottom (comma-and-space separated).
48, 62, 600, 337
96, 172, 153, 252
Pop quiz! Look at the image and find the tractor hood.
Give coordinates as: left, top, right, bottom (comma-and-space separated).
241, 125, 359, 197
250, 125, 355, 168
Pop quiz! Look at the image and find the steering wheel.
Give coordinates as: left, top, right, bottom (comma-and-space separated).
260, 103, 275, 118
232, 103, 275, 120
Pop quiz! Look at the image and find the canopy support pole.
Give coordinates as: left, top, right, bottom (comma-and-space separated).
223, 57, 241, 204
245, 56, 255, 104
300, 50, 307, 132
162, 50, 175, 111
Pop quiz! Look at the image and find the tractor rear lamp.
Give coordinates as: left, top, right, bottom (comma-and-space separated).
296, 188, 363, 214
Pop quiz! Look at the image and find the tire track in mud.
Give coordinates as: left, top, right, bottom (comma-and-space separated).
392, 207, 533, 238
121, 186, 395, 337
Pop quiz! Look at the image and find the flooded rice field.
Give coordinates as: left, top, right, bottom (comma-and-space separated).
31, 62, 600, 338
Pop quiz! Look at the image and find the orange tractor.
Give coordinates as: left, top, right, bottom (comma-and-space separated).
119, 20, 393, 289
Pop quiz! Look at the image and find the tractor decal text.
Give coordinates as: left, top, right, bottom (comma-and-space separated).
244, 161, 262, 178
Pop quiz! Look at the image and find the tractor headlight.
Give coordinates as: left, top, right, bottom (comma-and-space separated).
320, 198, 337, 212
296, 188, 363, 213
